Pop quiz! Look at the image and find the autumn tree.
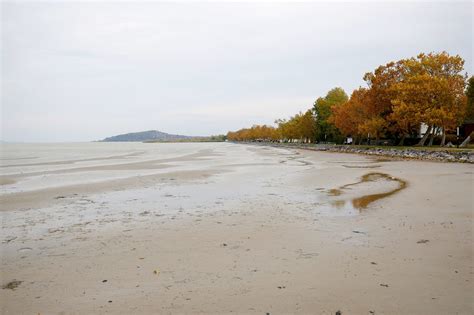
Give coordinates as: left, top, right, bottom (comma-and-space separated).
330, 88, 370, 144
276, 118, 297, 141
362, 61, 407, 142
298, 110, 317, 142
275, 110, 316, 143
227, 124, 279, 142
387, 100, 420, 145
390, 52, 467, 146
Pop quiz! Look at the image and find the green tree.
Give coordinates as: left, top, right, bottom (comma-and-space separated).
313, 87, 348, 143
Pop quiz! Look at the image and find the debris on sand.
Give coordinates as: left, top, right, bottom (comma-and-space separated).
417, 239, 430, 244
380, 283, 389, 287
3, 236, 17, 244
48, 228, 64, 234
2, 280, 22, 290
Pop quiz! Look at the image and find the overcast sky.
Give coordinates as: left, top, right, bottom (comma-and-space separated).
1, 1, 472, 142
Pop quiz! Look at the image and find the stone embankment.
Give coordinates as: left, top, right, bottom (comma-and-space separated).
251, 142, 474, 163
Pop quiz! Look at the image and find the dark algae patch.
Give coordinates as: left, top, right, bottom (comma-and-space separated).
330, 172, 407, 210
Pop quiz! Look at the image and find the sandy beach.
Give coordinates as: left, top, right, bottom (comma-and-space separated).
1, 142, 472, 314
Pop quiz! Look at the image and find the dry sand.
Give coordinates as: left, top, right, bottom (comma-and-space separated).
1, 142, 472, 314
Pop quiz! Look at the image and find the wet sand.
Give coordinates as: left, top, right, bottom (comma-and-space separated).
1, 142, 472, 314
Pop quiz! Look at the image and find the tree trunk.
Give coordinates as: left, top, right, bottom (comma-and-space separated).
398, 134, 406, 146
440, 128, 446, 147
459, 131, 474, 148
417, 125, 432, 146
428, 128, 435, 146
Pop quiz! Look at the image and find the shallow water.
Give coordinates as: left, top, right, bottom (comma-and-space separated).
0, 141, 410, 246
326, 172, 407, 210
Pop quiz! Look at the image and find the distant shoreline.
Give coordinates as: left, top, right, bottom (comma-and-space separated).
143, 138, 225, 143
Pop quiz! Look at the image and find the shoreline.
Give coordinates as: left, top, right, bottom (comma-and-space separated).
1, 142, 472, 314
237, 142, 474, 163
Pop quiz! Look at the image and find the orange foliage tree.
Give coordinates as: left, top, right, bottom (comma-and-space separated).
390, 52, 467, 146
330, 88, 370, 143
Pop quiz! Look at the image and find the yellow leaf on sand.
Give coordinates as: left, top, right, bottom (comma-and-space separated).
153, 269, 160, 276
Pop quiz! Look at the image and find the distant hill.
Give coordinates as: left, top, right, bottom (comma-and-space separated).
101, 130, 192, 142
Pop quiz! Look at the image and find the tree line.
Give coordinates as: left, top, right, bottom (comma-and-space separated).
227, 52, 474, 147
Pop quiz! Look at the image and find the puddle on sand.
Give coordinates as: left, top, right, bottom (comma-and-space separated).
330, 199, 346, 208
0, 177, 16, 186
328, 172, 407, 210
